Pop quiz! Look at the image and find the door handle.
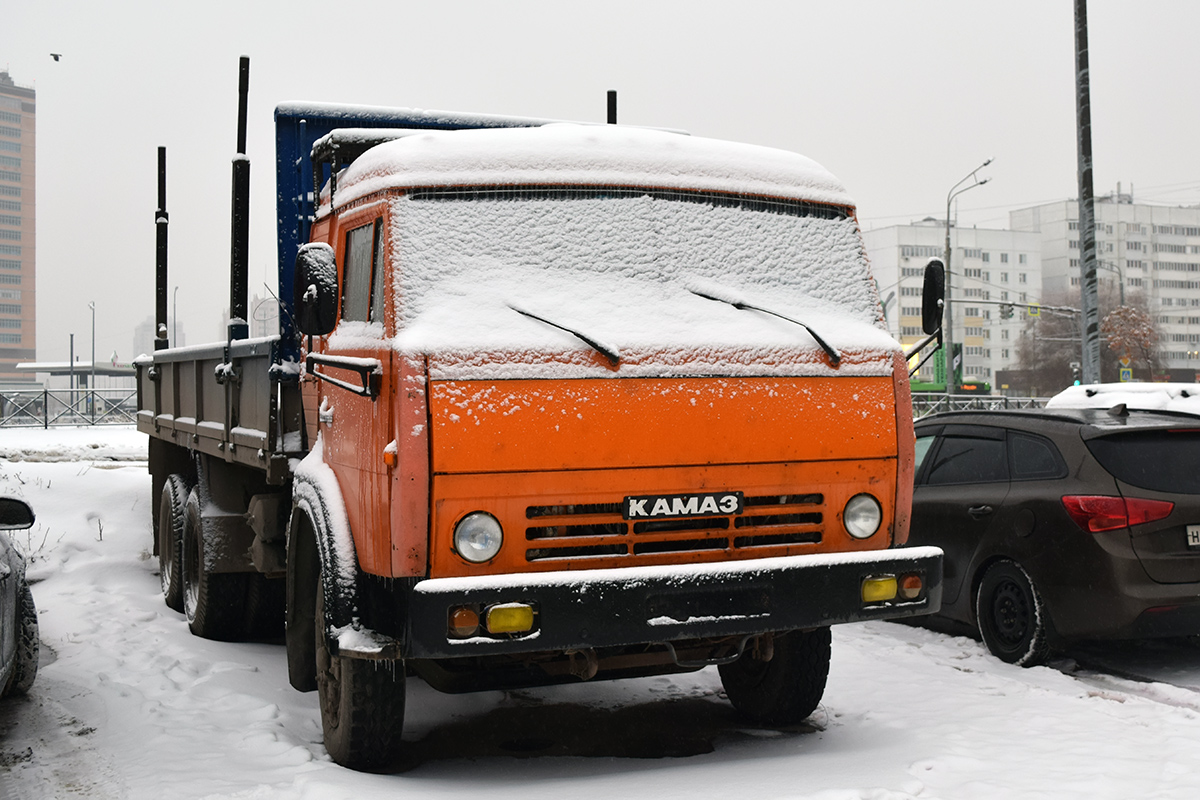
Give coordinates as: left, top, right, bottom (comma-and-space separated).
968, 505, 994, 519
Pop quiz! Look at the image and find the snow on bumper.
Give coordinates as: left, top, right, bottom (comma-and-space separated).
405, 547, 943, 659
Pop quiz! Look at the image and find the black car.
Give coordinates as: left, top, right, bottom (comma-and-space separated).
909, 407, 1200, 666
0, 497, 37, 697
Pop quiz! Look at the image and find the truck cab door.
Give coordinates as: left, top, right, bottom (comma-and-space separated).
313, 213, 394, 577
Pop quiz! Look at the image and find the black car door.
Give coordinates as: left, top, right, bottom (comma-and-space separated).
912, 425, 1011, 607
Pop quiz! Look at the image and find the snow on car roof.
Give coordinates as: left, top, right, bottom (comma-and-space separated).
1046, 383, 1200, 417
328, 123, 854, 211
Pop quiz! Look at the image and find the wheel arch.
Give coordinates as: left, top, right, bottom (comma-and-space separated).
286, 468, 360, 691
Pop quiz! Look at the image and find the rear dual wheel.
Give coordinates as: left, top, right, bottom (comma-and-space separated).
158, 474, 191, 612
182, 488, 248, 641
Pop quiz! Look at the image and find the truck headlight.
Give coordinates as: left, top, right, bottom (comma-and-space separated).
844, 494, 882, 539
454, 512, 503, 563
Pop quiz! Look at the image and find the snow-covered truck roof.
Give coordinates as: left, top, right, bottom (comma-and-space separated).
314, 124, 894, 381
323, 123, 854, 213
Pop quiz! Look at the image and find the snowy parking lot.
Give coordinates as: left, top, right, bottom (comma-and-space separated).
2, 427, 1200, 799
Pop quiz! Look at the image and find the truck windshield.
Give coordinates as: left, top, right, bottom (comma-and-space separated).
390, 187, 881, 330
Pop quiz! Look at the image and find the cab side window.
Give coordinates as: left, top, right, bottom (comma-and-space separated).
369, 221, 385, 324
342, 219, 383, 323
925, 435, 1008, 485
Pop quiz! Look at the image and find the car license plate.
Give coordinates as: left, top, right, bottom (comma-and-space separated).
623, 491, 743, 520
1188, 525, 1200, 549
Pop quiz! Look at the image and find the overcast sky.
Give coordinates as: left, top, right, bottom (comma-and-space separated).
4, 0, 1199, 363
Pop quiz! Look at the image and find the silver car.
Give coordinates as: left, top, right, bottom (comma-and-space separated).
0, 497, 37, 697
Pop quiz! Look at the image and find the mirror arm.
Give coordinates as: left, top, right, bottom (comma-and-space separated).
907, 329, 944, 378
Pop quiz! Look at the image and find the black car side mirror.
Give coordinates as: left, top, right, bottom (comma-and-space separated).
294, 243, 339, 336
922, 258, 945, 335
0, 498, 34, 530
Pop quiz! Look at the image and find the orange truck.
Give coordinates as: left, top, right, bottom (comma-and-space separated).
137, 60, 943, 770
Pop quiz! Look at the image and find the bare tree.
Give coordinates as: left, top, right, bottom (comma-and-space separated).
1100, 302, 1163, 378
1015, 288, 1163, 392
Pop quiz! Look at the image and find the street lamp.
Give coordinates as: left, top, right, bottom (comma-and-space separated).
89, 301, 96, 422
943, 158, 993, 403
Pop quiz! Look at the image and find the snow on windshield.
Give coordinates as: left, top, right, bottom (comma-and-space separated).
386, 190, 897, 380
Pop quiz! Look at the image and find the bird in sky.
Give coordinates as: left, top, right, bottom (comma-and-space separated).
50, 53, 62, 62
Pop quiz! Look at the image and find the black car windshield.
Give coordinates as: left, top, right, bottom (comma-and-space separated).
1086, 430, 1200, 494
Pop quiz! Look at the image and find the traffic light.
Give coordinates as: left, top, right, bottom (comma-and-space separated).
1000, 303, 1014, 319
1070, 361, 1081, 385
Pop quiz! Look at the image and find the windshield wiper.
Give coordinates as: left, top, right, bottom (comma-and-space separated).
509, 306, 621, 367
688, 289, 841, 366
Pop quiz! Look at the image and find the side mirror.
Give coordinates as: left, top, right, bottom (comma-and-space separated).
921, 258, 945, 335
294, 243, 339, 336
0, 498, 35, 530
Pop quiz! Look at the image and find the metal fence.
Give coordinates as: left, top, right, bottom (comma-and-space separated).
0, 388, 139, 428
0, 387, 1048, 427
912, 393, 1050, 418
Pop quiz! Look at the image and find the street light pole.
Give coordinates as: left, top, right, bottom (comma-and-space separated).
89, 301, 96, 422
943, 159, 993, 405
173, 286, 179, 346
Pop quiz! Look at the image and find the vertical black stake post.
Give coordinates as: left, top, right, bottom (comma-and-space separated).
607, 90, 617, 124
228, 56, 251, 342
154, 146, 170, 350
1075, 0, 1100, 384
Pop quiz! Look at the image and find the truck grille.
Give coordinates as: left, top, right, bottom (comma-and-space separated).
524, 494, 823, 562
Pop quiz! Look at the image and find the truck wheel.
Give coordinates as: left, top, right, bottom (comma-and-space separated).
158, 473, 191, 612
4, 582, 39, 697
718, 627, 831, 725
315, 575, 405, 771
182, 488, 247, 641
975, 560, 1050, 667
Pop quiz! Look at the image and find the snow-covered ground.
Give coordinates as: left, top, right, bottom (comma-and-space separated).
2, 426, 1200, 799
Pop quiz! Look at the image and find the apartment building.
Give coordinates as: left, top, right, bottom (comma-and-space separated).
1011, 195, 1200, 377
864, 219, 1043, 386
0, 70, 35, 383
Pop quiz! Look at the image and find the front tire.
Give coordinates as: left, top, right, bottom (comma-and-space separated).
182, 488, 247, 641
5, 582, 38, 696
315, 575, 405, 771
158, 474, 191, 612
718, 628, 831, 725
975, 560, 1050, 666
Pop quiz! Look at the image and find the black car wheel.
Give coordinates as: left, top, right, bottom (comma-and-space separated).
4, 581, 38, 696
975, 560, 1050, 667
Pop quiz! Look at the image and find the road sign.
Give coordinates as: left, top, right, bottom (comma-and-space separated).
1029, 305, 1040, 317
1119, 355, 1131, 367
1119, 368, 1133, 382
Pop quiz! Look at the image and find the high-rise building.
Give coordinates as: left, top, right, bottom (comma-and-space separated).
1011, 195, 1200, 379
864, 219, 1043, 387
0, 70, 35, 384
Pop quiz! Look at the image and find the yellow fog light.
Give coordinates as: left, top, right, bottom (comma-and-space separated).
485, 603, 536, 634
862, 576, 898, 604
